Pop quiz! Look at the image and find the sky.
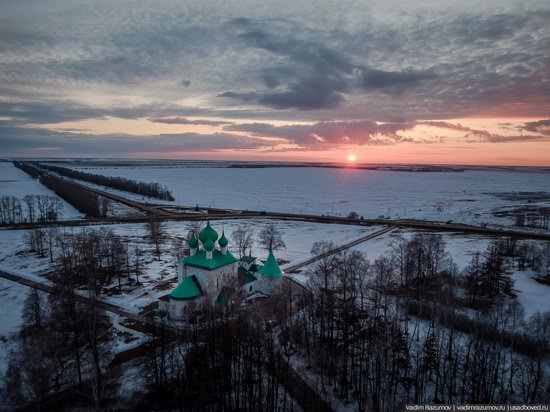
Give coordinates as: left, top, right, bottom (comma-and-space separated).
0, 0, 549, 165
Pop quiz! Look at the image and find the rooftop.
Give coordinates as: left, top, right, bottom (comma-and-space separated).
258, 249, 283, 277
171, 275, 203, 300
183, 249, 238, 270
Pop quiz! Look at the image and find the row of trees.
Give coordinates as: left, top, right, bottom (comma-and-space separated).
387, 233, 449, 288
13, 161, 42, 178
0, 195, 63, 224
514, 208, 550, 230
26, 226, 143, 289
181, 221, 286, 259
231, 222, 286, 259
40, 174, 111, 218
39, 163, 175, 201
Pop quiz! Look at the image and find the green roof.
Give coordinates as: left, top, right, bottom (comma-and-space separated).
171, 276, 203, 300
199, 221, 218, 244
258, 249, 283, 277
188, 232, 198, 249
219, 230, 228, 247
183, 249, 238, 270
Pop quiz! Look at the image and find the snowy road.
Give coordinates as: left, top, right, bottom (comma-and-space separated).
283, 225, 395, 273
0, 268, 150, 324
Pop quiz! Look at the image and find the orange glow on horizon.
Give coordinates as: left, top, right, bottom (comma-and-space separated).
348, 154, 357, 162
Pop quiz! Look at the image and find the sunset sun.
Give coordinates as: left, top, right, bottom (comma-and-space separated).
348, 154, 356, 162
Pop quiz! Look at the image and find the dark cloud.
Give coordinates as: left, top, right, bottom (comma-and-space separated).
0, 124, 281, 156
218, 21, 355, 110
483, 134, 547, 143
521, 119, 550, 136
418, 121, 491, 138
360, 68, 436, 93
0, 101, 107, 125
219, 21, 441, 110
148, 117, 233, 126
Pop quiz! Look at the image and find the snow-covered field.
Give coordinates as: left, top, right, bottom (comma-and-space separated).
0, 278, 26, 376
67, 165, 550, 228
0, 162, 83, 219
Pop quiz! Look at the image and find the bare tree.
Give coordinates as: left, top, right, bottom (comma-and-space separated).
185, 221, 203, 239
147, 217, 164, 260
536, 241, 550, 282
232, 223, 254, 258
45, 226, 58, 262
134, 244, 142, 284
258, 223, 286, 251
22, 289, 46, 329
310, 241, 338, 290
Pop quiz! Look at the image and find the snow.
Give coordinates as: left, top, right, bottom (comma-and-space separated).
0, 219, 385, 314
0, 278, 26, 376
0, 162, 83, 220
66, 165, 550, 228
2, 216, 548, 319
511, 270, 550, 317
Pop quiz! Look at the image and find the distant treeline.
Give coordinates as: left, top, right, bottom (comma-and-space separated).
14, 161, 110, 219
40, 174, 110, 218
13, 161, 42, 178
0, 195, 63, 225
39, 163, 175, 201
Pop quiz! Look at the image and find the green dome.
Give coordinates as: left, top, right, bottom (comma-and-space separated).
218, 230, 228, 247
204, 238, 215, 251
188, 232, 198, 249
199, 221, 218, 243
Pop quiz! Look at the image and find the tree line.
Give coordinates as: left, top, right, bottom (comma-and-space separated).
13, 161, 42, 178
38, 163, 175, 201
514, 208, 550, 230
40, 174, 111, 218
0, 195, 63, 225
13, 161, 111, 219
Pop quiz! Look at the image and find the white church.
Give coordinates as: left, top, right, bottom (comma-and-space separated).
159, 222, 284, 320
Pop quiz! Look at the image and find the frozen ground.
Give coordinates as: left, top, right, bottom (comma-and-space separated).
0, 162, 83, 220
0, 278, 26, 376
66, 165, 550, 228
